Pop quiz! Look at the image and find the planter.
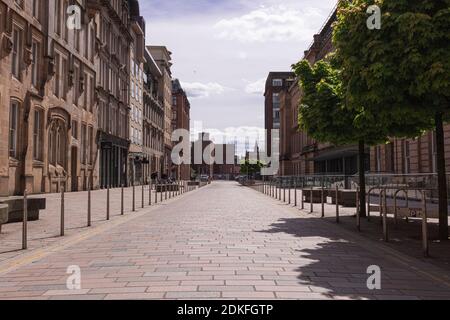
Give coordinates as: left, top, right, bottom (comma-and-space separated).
0, 197, 46, 223
0, 203, 8, 224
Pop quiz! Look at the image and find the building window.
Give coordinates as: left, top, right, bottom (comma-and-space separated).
33, 109, 44, 160
54, 53, 60, 97
31, 41, 40, 87
81, 124, 87, 165
88, 126, 93, 165
63, 0, 69, 41
272, 79, 282, 86
12, 27, 22, 79
9, 101, 19, 158
403, 140, 411, 174
54, 0, 61, 35
33, 0, 40, 20
48, 120, 66, 167
71, 120, 78, 139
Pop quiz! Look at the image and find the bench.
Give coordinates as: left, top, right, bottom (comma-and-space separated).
0, 197, 46, 223
156, 184, 180, 192
303, 188, 325, 203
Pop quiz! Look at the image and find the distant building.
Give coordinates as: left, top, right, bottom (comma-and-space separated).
143, 48, 164, 181
95, 0, 132, 189
191, 133, 213, 178
213, 144, 238, 180
147, 46, 173, 178
264, 72, 295, 162
128, 3, 146, 184
172, 79, 191, 180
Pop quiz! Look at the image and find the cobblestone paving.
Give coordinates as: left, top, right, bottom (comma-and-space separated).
0, 182, 449, 300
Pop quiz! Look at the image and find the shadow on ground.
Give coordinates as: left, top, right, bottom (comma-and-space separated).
258, 215, 450, 300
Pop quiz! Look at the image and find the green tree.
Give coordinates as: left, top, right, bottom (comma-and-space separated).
240, 160, 264, 178
292, 59, 388, 217
333, 0, 449, 239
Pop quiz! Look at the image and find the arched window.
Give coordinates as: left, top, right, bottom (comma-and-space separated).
48, 119, 67, 168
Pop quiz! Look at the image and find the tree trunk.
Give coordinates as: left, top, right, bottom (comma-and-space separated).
358, 140, 367, 218
435, 112, 449, 241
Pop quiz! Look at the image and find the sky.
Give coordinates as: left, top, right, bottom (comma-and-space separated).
142, 0, 338, 155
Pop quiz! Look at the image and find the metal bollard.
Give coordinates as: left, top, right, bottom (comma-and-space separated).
149, 181, 152, 206
142, 183, 145, 208
107, 183, 110, 220
283, 186, 286, 202
165, 185, 168, 200
121, 184, 124, 215
422, 192, 429, 257
301, 184, 304, 210
294, 181, 297, 207
88, 181, 92, 226
155, 184, 158, 204
335, 185, 340, 223
22, 190, 28, 250
160, 185, 163, 202
321, 186, 325, 218
279, 184, 281, 200
60, 186, 65, 236
382, 189, 388, 241
310, 187, 313, 213
288, 184, 291, 204
356, 187, 361, 231
132, 183, 136, 212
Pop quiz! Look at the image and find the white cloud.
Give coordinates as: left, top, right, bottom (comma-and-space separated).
245, 77, 267, 95
181, 82, 227, 99
214, 5, 323, 42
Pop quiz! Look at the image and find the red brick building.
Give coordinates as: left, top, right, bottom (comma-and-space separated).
264, 72, 295, 159
213, 144, 238, 180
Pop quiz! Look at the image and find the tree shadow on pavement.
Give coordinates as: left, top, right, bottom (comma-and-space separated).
257, 217, 450, 300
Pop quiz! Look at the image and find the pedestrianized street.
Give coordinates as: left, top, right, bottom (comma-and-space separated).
0, 182, 449, 300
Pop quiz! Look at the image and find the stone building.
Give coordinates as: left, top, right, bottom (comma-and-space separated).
0, 0, 98, 195
128, 1, 145, 184
143, 47, 164, 181
147, 45, 173, 178
171, 79, 190, 180
91, 0, 131, 189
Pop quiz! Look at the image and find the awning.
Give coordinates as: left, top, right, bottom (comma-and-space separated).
307, 145, 368, 162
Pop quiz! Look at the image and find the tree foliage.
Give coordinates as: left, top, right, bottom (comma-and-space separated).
332, 0, 450, 239
292, 59, 387, 147
332, 0, 449, 135
240, 160, 264, 176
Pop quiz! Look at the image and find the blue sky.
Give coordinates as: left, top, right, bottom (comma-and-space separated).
142, 0, 337, 154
